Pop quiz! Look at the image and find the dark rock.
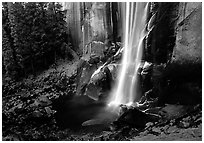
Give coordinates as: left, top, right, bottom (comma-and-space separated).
167, 125, 179, 134
8, 103, 23, 114
106, 63, 120, 81
76, 58, 98, 96
38, 95, 52, 106
171, 3, 202, 65
145, 122, 154, 129
84, 66, 113, 101
137, 98, 159, 111
178, 121, 191, 128
44, 107, 53, 117
32, 110, 43, 118
3, 135, 21, 141
88, 54, 100, 64
144, 107, 162, 115
53, 95, 107, 129
84, 41, 106, 59
30, 95, 52, 108
158, 104, 191, 121
114, 106, 160, 129
151, 127, 161, 134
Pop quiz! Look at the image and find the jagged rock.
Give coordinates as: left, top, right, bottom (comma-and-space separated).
167, 125, 179, 134
106, 63, 120, 81
44, 107, 54, 117
31, 95, 52, 108
38, 95, 52, 106
144, 107, 162, 115
8, 103, 23, 114
32, 110, 43, 118
103, 43, 121, 61
137, 97, 159, 111
178, 116, 193, 128
178, 121, 191, 128
3, 135, 21, 141
88, 54, 100, 64
151, 127, 161, 134
84, 66, 112, 101
139, 130, 149, 136
76, 58, 98, 96
162, 125, 170, 133
113, 106, 161, 129
93, 136, 102, 141
145, 122, 154, 129
84, 41, 106, 59
158, 104, 192, 121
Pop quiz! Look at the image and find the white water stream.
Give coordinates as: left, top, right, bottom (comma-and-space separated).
109, 2, 149, 106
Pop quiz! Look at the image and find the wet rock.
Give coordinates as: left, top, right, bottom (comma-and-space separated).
103, 43, 121, 61
76, 58, 98, 96
32, 110, 43, 118
88, 54, 100, 64
167, 125, 179, 134
161, 125, 170, 133
144, 107, 162, 115
85, 41, 106, 58
178, 116, 193, 128
139, 130, 149, 136
106, 63, 120, 81
137, 97, 159, 111
84, 66, 113, 101
3, 135, 21, 141
8, 103, 23, 114
113, 106, 160, 129
158, 104, 191, 121
44, 107, 53, 117
179, 121, 191, 128
151, 127, 161, 134
93, 136, 102, 141
38, 95, 52, 106
30, 95, 52, 108
145, 122, 154, 129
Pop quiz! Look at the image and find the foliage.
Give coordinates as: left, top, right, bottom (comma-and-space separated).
2, 2, 70, 79
2, 67, 77, 140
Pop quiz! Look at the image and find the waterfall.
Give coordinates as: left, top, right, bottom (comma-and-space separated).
109, 2, 149, 106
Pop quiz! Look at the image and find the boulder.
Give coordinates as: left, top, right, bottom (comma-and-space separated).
76, 58, 98, 96
113, 106, 161, 129
158, 104, 192, 121
84, 66, 112, 101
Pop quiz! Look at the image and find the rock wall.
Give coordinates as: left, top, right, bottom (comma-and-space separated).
62, 2, 124, 59
146, 2, 202, 105
167, 2, 202, 82
147, 2, 202, 80
171, 2, 202, 65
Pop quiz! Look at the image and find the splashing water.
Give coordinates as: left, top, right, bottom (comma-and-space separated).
108, 2, 149, 106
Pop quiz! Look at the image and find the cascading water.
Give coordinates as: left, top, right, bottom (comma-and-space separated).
81, 2, 150, 127
109, 2, 149, 106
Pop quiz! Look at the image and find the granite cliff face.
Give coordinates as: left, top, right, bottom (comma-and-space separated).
172, 2, 202, 65
62, 2, 202, 105
62, 2, 123, 59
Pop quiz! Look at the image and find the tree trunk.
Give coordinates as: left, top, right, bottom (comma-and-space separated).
105, 2, 112, 44
6, 3, 20, 67
111, 2, 118, 44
